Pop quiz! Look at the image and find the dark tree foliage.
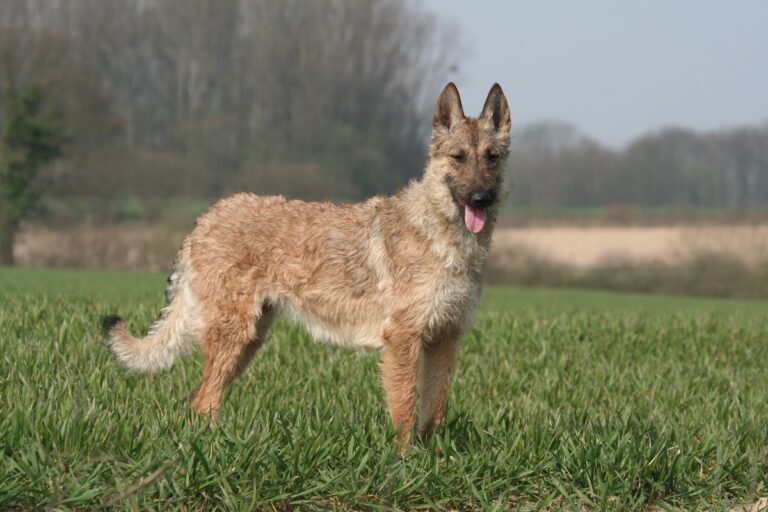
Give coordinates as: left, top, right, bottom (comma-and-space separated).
0, 87, 64, 264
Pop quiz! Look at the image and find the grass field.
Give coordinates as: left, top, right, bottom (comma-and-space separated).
1, 267, 767, 510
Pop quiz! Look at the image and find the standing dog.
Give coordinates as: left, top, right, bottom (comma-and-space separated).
104, 83, 511, 445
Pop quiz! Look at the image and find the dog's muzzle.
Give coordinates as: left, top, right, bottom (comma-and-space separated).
467, 189, 496, 209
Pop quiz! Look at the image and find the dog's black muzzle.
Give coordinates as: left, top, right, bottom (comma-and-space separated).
467, 189, 496, 209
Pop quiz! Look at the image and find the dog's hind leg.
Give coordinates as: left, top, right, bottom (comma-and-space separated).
190, 303, 274, 416
418, 327, 461, 439
231, 304, 275, 381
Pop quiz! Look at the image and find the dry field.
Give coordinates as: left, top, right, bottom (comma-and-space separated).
492, 224, 768, 269
14, 224, 184, 271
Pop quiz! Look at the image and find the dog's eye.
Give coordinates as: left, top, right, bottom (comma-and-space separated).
451, 153, 466, 163
486, 152, 500, 163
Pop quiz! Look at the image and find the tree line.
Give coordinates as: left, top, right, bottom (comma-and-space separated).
0, 0, 456, 203
509, 121, 768, 209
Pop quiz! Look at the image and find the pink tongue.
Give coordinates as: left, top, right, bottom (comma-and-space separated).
464, 205, 487, 233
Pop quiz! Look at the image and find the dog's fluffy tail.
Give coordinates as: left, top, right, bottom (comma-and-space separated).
103, 252, 201, 372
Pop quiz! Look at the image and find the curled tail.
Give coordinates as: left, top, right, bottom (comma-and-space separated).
103, 249, 201, 372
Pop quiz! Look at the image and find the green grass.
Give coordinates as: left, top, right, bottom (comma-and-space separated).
480, 286, 768, 317
1, 267, 767, 510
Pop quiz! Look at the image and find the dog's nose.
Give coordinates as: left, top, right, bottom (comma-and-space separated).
468, 190, 495, 208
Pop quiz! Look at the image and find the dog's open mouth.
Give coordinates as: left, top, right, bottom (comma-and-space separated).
463, 204, 486, 233
445, 176, 489, 234
457, 197, 486, 233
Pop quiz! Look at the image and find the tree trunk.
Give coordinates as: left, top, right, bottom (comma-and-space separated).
0, 221, 16, 266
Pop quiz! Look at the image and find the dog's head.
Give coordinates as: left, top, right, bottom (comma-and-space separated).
429, 83, 511, 234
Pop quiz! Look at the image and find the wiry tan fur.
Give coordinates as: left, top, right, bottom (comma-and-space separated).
104, 83, 511, 447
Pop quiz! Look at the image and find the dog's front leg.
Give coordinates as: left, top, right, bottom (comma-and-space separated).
418, 329, 461, 439
379, 328, 421, 450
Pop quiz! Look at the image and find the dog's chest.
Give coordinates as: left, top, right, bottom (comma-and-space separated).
426, 268, 480, 332
426, 234, 487, 326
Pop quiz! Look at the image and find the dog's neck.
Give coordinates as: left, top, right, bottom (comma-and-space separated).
395, 160, 499, 271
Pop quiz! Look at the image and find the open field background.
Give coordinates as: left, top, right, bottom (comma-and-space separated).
1, 267, 766, 510
487, 223, 768, 299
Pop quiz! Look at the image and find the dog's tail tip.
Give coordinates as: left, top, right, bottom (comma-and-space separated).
101, 314, 123, 336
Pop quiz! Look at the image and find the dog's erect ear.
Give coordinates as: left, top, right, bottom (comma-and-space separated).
433, 82, 465, 131
480, 83, 510, 133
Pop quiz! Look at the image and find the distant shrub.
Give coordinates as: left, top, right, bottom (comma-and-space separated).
117, 200, 143, 222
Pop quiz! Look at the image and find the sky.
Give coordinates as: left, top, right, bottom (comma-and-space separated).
422, 0, 768, 148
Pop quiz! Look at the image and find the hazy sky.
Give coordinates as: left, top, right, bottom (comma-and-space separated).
422, 1, 768, 148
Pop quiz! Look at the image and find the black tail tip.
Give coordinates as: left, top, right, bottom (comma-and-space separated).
101, 314, 122, 335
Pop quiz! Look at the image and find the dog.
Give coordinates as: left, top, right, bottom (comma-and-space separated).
103, 82, 511, 446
